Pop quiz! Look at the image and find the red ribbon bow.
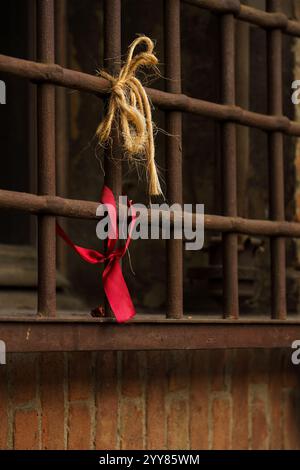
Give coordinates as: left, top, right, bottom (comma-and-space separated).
56, 186, 136, 323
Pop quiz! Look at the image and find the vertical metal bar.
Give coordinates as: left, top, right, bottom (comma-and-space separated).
267, 0, 286, 319
103, 0, 122, 195
37, 0, 56, 317
164, 0, 183, 319
28, 0, 37, 246
55, 0, 68, 276
236, 13, 249, 219
103, 0, 122, 317
221, 13, 239, 318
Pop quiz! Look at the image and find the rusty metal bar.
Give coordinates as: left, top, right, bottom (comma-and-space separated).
165, 0, 183, 319
103, 0, 122, 195
267, 0, 286, 320
37, 0, 56, 317
4, 188, 300, 238
103, 0, 122, 317
1, 54, 300, 135
286, 20, 300, 37
236, 11, 250, 218
183, 0, 300, 37
55, 0, 68, 199
184, 0, 240, 15
221, 13, 239, 319
28, 0, 37, 246
1, 316, 300, 351
55, 0, 68, 276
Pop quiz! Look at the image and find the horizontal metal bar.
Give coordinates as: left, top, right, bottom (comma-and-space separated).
184, 0, 241, 14
183, 0, 300, 37
0, 53, 109, 93
0, 314, 300, 351
0, 53, 299, 136
2, 188, 300, 238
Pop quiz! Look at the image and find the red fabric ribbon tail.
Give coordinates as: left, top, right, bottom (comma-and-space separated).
103, 259, 135, 323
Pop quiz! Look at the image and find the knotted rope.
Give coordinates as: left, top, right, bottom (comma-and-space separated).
96, 36, 162, 196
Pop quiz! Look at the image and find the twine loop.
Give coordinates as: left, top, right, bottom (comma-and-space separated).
96, 36, 162, 196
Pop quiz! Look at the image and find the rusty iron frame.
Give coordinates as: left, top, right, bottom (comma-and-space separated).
1, 315, 300, 352
1, 0, 300, 351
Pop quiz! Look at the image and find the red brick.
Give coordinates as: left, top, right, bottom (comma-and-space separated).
40, 353, 65, 450
68, 352, 93, 402
14, 409, 39, 450
121, 351, 144, 398
250, 350, 269, 385
212, 397, 231, 449
95, 351, 118, 450
283, 390, 300, 450
283, 350, 300, 389
68, 402, 92, 450
189, 350, 209, 450
9, 353, 38, 406
146, 351, 166, 449
251, 386, 269, 450
167, 351, 190, 393
232, 350, 249, 450
120, 399, 144, 450
0, 365, 8, 449
268, 349, 283, 449
210, 350, 227, 392
5, 347, 300, 451
167, 399, 189, 450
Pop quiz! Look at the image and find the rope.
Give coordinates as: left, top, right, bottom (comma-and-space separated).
96, 36, 162, 196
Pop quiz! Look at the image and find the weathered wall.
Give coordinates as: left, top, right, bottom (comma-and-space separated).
0, 349, 299, 450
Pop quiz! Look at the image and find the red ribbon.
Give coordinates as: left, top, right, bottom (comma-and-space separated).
56, 186, 136, 323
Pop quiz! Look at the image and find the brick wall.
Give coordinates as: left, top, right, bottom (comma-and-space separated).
0, 349, 299, 450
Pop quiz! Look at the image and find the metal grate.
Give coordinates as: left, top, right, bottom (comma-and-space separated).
1, 0, 300, 351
